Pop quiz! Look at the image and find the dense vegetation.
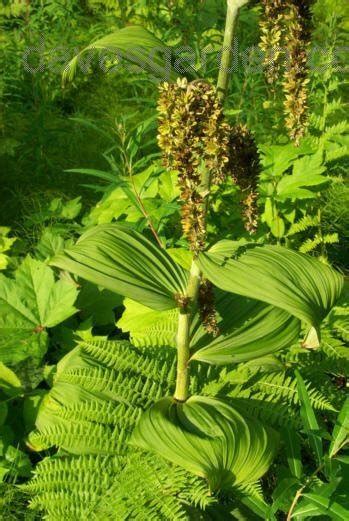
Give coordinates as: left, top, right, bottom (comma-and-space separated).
0, 0, 348, 519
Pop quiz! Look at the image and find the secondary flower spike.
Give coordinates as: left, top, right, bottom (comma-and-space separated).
228, 124, 260, 234
259, 0, 313, 145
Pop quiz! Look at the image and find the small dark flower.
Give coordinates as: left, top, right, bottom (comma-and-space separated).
198, 279, 220, 337
228, 124, 260, 234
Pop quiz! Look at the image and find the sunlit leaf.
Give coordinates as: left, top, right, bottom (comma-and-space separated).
191, 305, 299, 365
329, 397, 349, 457
51, 224, 188, 310
295, 370, 323, 466
302, 493, 349, 520
63, 25, 180, 83
198, 242, 343, 347
131, 395, 278, 490
0, 362, 23, 398
117, 298, 178, 347
0, 257, 79, 364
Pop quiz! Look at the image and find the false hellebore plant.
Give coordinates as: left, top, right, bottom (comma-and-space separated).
29, 0, 343, 514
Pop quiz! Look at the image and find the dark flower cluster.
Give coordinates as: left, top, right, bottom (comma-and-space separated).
259, 0, 285, 85
198, 279, 220, 337
158, 78, 230, 253
158, 80, 261, 333
228, 124, 260, 234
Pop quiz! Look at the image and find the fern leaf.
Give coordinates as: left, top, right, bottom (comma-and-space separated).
251, 372, 336, 411
288, 215, 320, 236
299, 235, 323, 254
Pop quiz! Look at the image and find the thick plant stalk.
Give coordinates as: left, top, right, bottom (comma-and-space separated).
174, 0, 248, 401
217, 0, 249, 100
174, 263, 201, 401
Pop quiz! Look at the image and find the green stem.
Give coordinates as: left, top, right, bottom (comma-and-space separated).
217, 0, 249, 101
286, 463, 324, 521
174, 262, 201, 401
174, 0, 248, 402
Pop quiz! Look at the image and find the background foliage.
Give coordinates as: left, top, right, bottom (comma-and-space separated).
0, 0, 348, 519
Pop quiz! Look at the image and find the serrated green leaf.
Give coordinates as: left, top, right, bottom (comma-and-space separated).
35, 229, 66, 261
78, 282, 122, 326
0, 257, 79, 364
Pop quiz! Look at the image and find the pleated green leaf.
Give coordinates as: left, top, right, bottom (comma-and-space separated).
191, 305, 300, 365
130, 395, 278, 490
63, 25, 179, 83
117, 298, 178, 347
50, 224, 188, 310
118, 292, 300, 364
197, 243, 343, 346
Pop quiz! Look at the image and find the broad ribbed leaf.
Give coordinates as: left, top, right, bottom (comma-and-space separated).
130, 395, 278, 490
198, 242, 343, 346
191, 305, 299, 365
284, 427, 302, 479
302, 493, 349, 520
63, 25, 179, 83
117, 298, 178, 347
118, 292, 300, 364
51, 224, 188, 311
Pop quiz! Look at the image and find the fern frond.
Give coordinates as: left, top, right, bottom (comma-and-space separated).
321, 333, 349, 359
81, 337, 177, 386
250, 372, 336, 411
58, 400, 141, 427
23, 453, 213, 521
237, 481, 265, 501
22, 455, 124, 519
25, 338, 216, 519
324, 98, 345, 116
326, 307, 349, 343
29, 420, 127, 454
116, 298, 178, 348
326, 146, 349, 163
229, 397, 301, 429
288, 215, 320, 236
323, 121, 349, 139
60, 365, 169, 407
299, 235, 324, 254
